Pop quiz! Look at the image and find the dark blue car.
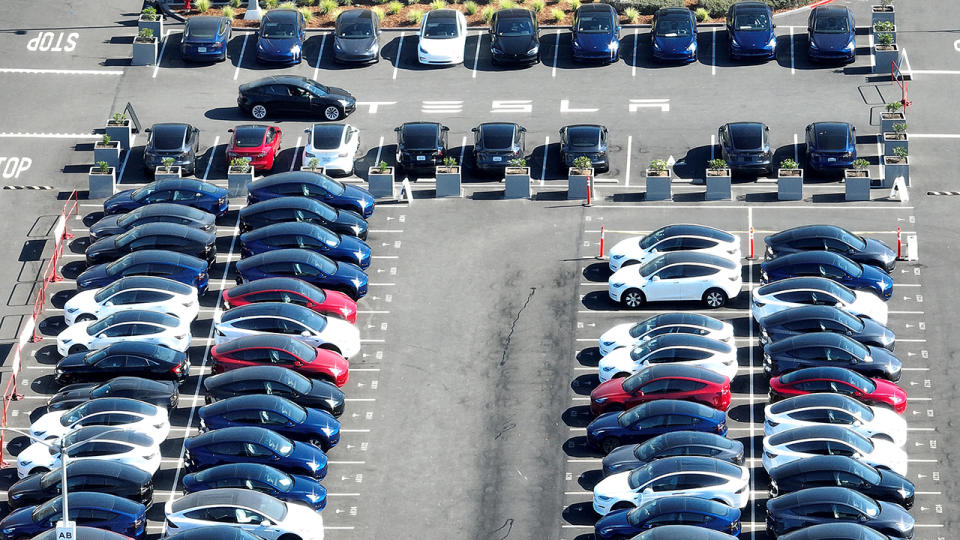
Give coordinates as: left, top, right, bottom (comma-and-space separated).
727, 2, 776, 60
89, 203, 216, 241
806, 122, 857, 170
0, 492, 146, 539
239, 196, 368, 239
571, 4, 620, 62
235, 248, 368, 300
718, 122, 772, 174
587, 400, 728, 453
630, 525, 738, 540
198, 394, 340, 451
778, 523, 897, 540
651, 7, 697, 62
602, 431, 744, 477
758, 305, 895, 350
761, 251, 893, 300
247, 171, 375, 218
185, 426, 328, 479
595, 496, 741, 540
765, 225, 897, 273
763, 332, 901, 381
256, 9, 306, 64
76, 250, 209, 293
103, 179, 229, 216
807, 5, 856, 63
239, 221, 371, 269
182, 463, 327, 512
31, 527, 134, 540
180, 15, 231, 62
767, 487, 913, 538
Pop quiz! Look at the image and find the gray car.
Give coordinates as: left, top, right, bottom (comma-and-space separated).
143, 123, 201, 176
334, 9, 381, 64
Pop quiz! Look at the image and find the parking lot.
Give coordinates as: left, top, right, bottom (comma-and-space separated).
0, 0, 959, 538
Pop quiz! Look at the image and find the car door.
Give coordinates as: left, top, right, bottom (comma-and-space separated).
679, 264, 718, 299
646, 265, 685, 301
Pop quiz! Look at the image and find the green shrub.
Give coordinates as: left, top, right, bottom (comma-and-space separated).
499, 0, 516, 9
371, 6, 385, 19
614, 0, 682, 16
222, 5, 235, 18
319, 0, 338, 14
230, 158, 252, 172
264, 0, 279, 9
482, 6, 495, 22
300, 6, 313, 21
508, 158, 527, 167
874, 20, 894, 32
97, 161, 110, 173
551, 7, 565, 22
569, 0, 581, 10
137, 28, 154, 40
161, 157, 176, 171
649, 158, 668, 171
530, 0, 545, 13
893, 122, 907, 133
893, 147, 908, 159
408, 8, 425, 23
387, 0, 403, 14
329, 7, 342, 18
464, 0, 478, 14
430, 0, 447, 9
373, 0, 389, 4
299, 0, 318, 5
885, 101, 902, 113
707, 158, 727, 170
779, 158, 799, 169
694, 7, 708, 21
140, 6, 159, 20
230, 0, 243, 7
876, 32, 894, 46
377, 160, 390, 172
442, 156, 458, 167
278, 1, 297, 8
101, 134, 112, 146
624, 7, 639, 22
196, 0, 211, 11
851, 159, 870, 169
573, 156, 593, 170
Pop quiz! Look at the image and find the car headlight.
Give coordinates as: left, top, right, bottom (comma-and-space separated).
653, 41, 661, 50
594, 397, 608, 404
809, 40, 819, 50
334, 41, 343, 51
608, 41, 619, 51
10, 492, 23, 500
845, 40, 855, 51
418, 45, 427, 55
610, 282, 625, 288
611, 254, 624, 260
258, 41, 265, 50
18, 460, 31, 467
66, 307, 78, 313
338, 99, 350, 108
3, 528, 16, 535
61, 338, 72, 344
290, 44, 301, 55
731, 37, 741, 48
890, 395, 903, 404
687, 42, 697, 52
768, 37, 777, 48
526, 46, 538, 55
595, 494, 612, 502
601, 366, 615, 372
492, 46, 503, 55
572, 40, 581, 50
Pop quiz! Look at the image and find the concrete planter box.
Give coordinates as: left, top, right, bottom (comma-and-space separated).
138, 15, 163, 39
883, 133, 908, 156
367, 167, 396, 198
94, 142, 121, 169
705, 170, 731, 201
228, 167, 255, 198
883, 156, 909, 187
844, 173, 872, 201
89, 167, 116, 199
105, 120, 132, 150
645, 170, 671, 201
873, 45, 899, 75
132, 38, 158, 66
871, 6, 895, 26
880, 112, 905, 135
872, 25, 896, 44
567, 167, 593, 200
777, 169, 804, 201
435, 166, 461, 198
155, 166, 181, 181
504, 166, 531, 199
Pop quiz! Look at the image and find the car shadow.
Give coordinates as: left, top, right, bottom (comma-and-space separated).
625, 31, 672, 70
563, 405, 594, 428
673, 145, 714, 182
204, 107, 251, 122
728, 401, 766, 424
562, 502, 600, 525
37, 315, 67, 338
50, 289, 78, 309
530, 142, 566, 181
571, 374, 600, 396
582, 262, 611, 283
33, 344, 61, 365
380, 34, 445, 73
564, 435, 603, 458
578, 469, 604, 491
577, 347, 602, 367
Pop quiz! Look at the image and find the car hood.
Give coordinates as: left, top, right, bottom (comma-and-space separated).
17, 441, 55, 470
876, 500, 914, 533
873, 378, 907, 402
30, 411, 66, 439
602, 445, 640, 475
654, 34, 695, 52
419, 37, 461, 56
591, 378, 627, 402
334, 261, 368, 288
291, 473, 328, 505
867, 346, 902, 375
861, 264, 893, 289
89, 215, 124, 239
57, 323, 90, 347
0, 505, 37, 531
103, 190, 136, 213
290, 440, 328, 474
259, 36, 299, 55
56, 351, 91, 370
342, 184, 375, 214
335, 36, 377, 55
335, 209, 368, 237
76, 264, 110, 289
594, 471, 633, 500
306, 408, 340, 438
863, 238, 896, 265
575, 32, 616, 52
325, 85, 353, 100
594, 507, 633, 536
587, 411, 622, 435
47, 384, 98, 410
877, 468, 915, 501
731, 29, 774, 50
811, 31, 852, 51
183, 33, 221, 45
610, 266, 645, 286
493, 34, 538, 55
85, 236, 121, 257
7, 474, 43, 503
860, 317, 896, 348
337, 235, 371, 265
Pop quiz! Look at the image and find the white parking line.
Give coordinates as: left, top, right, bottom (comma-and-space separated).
393, 33, 405, 80
202, 136, 220, 180
289, 136, 302, 171
552, 30, 560, 78
631, 28, 638, 77
0, 68, 123, 75
153, 29, 173, 78
540, 135, 549, 186
625, 135, 632, 187
233, 33, 249, 81
313, 33, 327, 81
471, 31, 482, 78
789, 26, 795, 75
793, 133, 799, 162
711, 30, 716, 76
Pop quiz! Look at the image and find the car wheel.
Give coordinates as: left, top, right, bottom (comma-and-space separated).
309, 438, 331, 451
68, 345, 87, 355
251, 104, 268, 120
612, 372, 631, 379
600, 436, 621, 454
702, 288, 728, 308
277, 535, 302, 540
610, 501, 634, 512
29, 467, 49, 476
319, 343, 342, 356
74, 314, 96, 323
620, 289, 645, 309
323, 105, 343, 121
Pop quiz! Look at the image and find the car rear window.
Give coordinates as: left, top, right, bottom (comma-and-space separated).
234, 127, 266, 148
312, 126, 344, 150
186, 19, 219, 39
814, 127, 848, 151
401, 125, 439, 150
566, 127, 601, 148
480, 126, 514, 149
153, 127, 185, 151
729, 125, 762, 149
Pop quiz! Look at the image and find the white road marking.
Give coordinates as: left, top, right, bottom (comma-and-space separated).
393, 33, 405, 80
0, 132, 99, 139
459, 135, 467, 168
313, 33, 327, 81
471, 30, 482, 78
540, 135, 549, 186
152, 29, 173, 78
590, 205, 912, 210
289, 136, 302, 171
789, 26, 795, 75
909, 133, 960, 138
711, 29, 716, 76
631, 28, 638, 77
233, 33, 249, 81
625, 135, 632, 187
793, 133, 799, 162
0, 68, 122, 75
908, 70, 960, 75
552, 30, 560, 78
202, 135, 220, 181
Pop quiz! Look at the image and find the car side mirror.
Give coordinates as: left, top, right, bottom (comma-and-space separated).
765, 126, 770, 131
103, 301, 113, 307
520, 127, 527, 132
650, 275, 660, 281
300, 330, 311, 337
643, 487, 653, 494
772, 23, 777, 28
98, 334, 107, 339
304, 128, 310, 133
227, 129, 234, 133
145, 128, 152, 133
394, 127, 401, 132
442, 126, 449, 132
471, 128, 479, 133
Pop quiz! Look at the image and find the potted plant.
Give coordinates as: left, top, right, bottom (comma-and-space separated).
883, 122, 908, 156
872, 31, 898, 75
93, 134, 121, 169
883, 146, 909, 187
155, 157, 181, 180
367, 160, 396, 198
777, 158, 803, 201
644, 158, 671, 201
844, 159, 872, 200
568, 156, 594, 200
872, 20, 896, 44
872, 0, 895, 27
105, 112, 132, 150
88, 160, 116, 199
435, 156, 461, 198
880, 102, 905, 134
504, 157, 531, 199
132, 27, 159, 66
138, 6, 164, 39
705, 158, 731, 201
227, 157, 255, 198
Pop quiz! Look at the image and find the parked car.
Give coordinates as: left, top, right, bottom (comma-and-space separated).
142, 123, 201, 176
764, 393, 907, 447
238, 75, 356, 121
16, 426, 160, 479
726, 1, 776, 60
333, 9, 381, 64
587, 400, 728, 453
214, 303, 358, 360
761, 251, 893, 300
30, 397, 169, 444
235, 248, 368, 301
765, 224, 896, 272
768, 455, 914, 508
182, 463, 327, 512
222, 276, 357, 324
56, 310, 191, 356
766, 487, 913, 538
85, 222, 216, 266
559, 124, 608, 172
76, 250, 208, 294
572, 3, 621, 62
225, 124, 282, 172
164, 526, 266, 540
203, 365, 345, 416
0, 493, 146, 539
64, 275, 198, 326
717, 122, 772, 174
602, 431, 744, 477
769, 367, 907, 413
807, 5, 856, 63
651, 7, 697, 62
489, 9, 540, 65
757, 305, 895, 350
752, 277, 888, 325
472, 122, 526, 173
599, 313, 734, 356
395, 122, 449, 175
199, 394, 340, 450
778, 523, 896, 540
761, 425, 908, 475
247, 171, 374, 218
417, 8, 468, 65
7, 460, 153, 509
608, 224, 741, 272
180, 15, 231, 62
46, 376, 179, 412
103, 178, 228, 217
165, 489, 324, 539
301, 123, 360, 176
763, 333, 901, 381
598, 333, 738, 383
211, 334, 350, 387
239, 221, 371, 269
595, 496, 741, 540
591, 364, 731, 415
609, 252, 743, 309
239, 196, 368, 239
805, 122, 857, 171
256, 8, 305, 64
184, 427, 328, 479
627, 526, 738, 540
30, 527, 137, 540
89, 203, 215, 241
54, 342, 189, 386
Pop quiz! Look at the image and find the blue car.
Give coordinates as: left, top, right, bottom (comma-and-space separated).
247, 171, 375, 218
758, 305, 896, 350
765, 224, 896, 273
239, 221, 371, 269
571, 4, 620, 63
182, 463, 327, 512
760, 251, 893, 300
651, 7, 698, 62
181, 15, 231, 62
103, 179, 229, 217
602, 431, 744, 476
595, 496, 741, 540
718, 122, 772, 174
727, 1, 776, 60
587, 400, 728, 453
807, 5, 856, 63
239, 196, 368, 239
236, 248, 368, 300
630, 525, 738, 540
256, 8, 306, 65
778, 523, 897, 540
76, 250, 209, 293
806, 122, 857, 171
199, 394, 340, 451
184, 426, 328, 479
0, 492, 146, 539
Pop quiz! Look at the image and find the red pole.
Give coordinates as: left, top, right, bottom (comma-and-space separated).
749, 227, 755, 260
897, 227, 902, 260
585, 175, 592, 206
598, 226, 605, 259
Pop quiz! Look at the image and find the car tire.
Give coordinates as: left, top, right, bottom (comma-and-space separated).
600, 436, 621, 454
29, 467, 49, 476
620, 289, 645, 309
702, 288, 728, 308
612, 372, 631, 379
68, 345, 87, 355
74, 314, 96, 323
319, 343, 342, 356
310, 438, 331, 451
277, 535, 302, 540
251, 104, 268, 120
610, 501, 634, 512
323, 105, 343, 121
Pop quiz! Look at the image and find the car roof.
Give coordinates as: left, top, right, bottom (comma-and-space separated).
426, 8, 458, 21
213, 332, 312, 353
769, 455, 870, 478
100, 309, 180, 327
122, 222, 212, 241
144, 178, 221, 194
563, 124, 604, 134
165, 525, 265, 540
768, 392, 865, 414
625, 399, 719, 417
202, 394, 299, 417
814, 5, 851, 17
263, 8, 299, 21
647, 224, 736, 242
642, 495, 737, 516
101, 275, 195, 295
228, 276, 323, 298
648, 251, 739, 270
579, 3, 615, 13
92, 340, 180, 358
765, 250, 853, 267
241, 196, 326, 213
59, 458, 153, 481
645, 456, 742, 477
68, 396, 158, 416
761, 305, 860, 327
640, 313, 725, 329
733, 1, 770, 11
657, 7, 693, 17
54, 492, 144, 513
401, 122, 441, 133
641, 431, 739, 450
220, 301, 318, 322
250, 170, 340, 189
236, 247, 330, 267
241, 221, 336, 243
768, 224, 853, 243
771, 486, 865, 507
151, 123, 190, 134
478, 123, 517, 135
246, 75, 314, 89
779, 366, 866, 384
127, 203, 212, 220
171, 488, 279, 514
496, 8, 535, 19
765, 332, 865, 355
629, 363, 727, 383
766, 424, 870, 447
204, 365, 309, 388
311, 123, 346, 135
192, 463, 286, 482
640, 333, 734, 353
190, 425, 288, 447
810, 121, 852, 132
756, 276, 851, 295
67, 425, 155, 447
776, 523, 889, 540
633, 526, 740, 540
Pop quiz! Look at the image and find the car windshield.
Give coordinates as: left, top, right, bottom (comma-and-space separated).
639, 227, 672, 250
577, 13, 612, 34
480, 126, 514, 149
269, 469, 295, 491
638, 257, 670, 278
186, 20, 219, 39
734, 12, 769, 31
618, 407, 646, 427
423, 18, 459, 39
627, 467, 655, 490
621, 370, 655, 393
262, 20, 297, 39
93, 280, 127, 303
311, 126, 344, 150
152, 128, 186, 151
32, 497, 62, 523
39, 467, 64, 490
339, 22, 374, 38
279, 401, 308, 423
814, 126, 849, 151
401, 126, 439, 150
234, 127, 266, 148
314, 174, 346, 196
838, 229, 867, 251
848, 492, 880, 517
82, 348, 110, 366
729, 124, 763, 149
656, 16, 691, 37
497, 18, 533, 37
832, 255, 863, 277
130, 185, 155, 200
815, 14, 849, 33
86, 318, 115, 336
263, 433, 295, 456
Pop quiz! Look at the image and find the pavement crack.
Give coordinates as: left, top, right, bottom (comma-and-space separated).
499, 287, 536, 367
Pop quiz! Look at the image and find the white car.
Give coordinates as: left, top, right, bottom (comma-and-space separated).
56, 310, 192, 357
764, 393, 907, 447
752, 277, 888, 325
301, 123, 360, 175
16, 425, 160, 479
63, 275, 199, 326
598, 334, 738, 383
417, 9, 467, 65
609, 252, 743, 309
165, 488, 324, 540
608, 224, 741, 272
761, 425, 907, 475
592, 456, 749, 515
29, 397, 170, 444
214, 302, 360, 358
598, 313, 734, 356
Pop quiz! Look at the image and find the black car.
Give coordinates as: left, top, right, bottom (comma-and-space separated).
718, 122, 772, 174
237, 75, 356, 121
246, 171, 374, 218
238, 196, 368, 239
628, 525, 740, 540
47, 377, 179, 412
759, 305, 896, 350
763, 332, 902, 381
7, 460, 153, 509
765, 224, 897, 272
334, 9, 381, 64
472, 123, 526, 173
766, 487, 914, 538
395, 122, 449, 174
602, 431, 744, 476
560, 124, 608, 172
769, 455, 915, 509
778, 523, 897, 540
89, 203, 216, 242
55, 342, 190, 386
84, 222, 216, 266
489, 9, 540, 65
143, 123, 201, 176
202, 365, 345, 416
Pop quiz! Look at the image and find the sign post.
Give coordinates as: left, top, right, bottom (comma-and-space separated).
55, 521, 76, 540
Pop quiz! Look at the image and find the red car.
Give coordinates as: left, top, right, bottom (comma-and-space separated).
221, 276, 357, 324
211, 334, 349, 387
768, 366, 907, 414
590, 364, 730, 415
225, 124, 282, 172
